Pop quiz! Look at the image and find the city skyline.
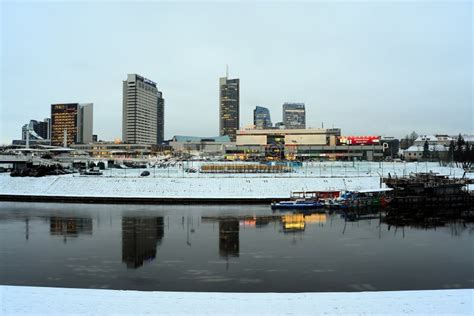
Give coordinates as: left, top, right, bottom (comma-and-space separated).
1, 2, 472, 144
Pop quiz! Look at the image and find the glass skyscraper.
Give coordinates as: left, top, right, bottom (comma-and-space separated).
219, 76, 240, 141
253, 106, 272, 129
51, 103, 93, 146
282, 102, 306, 129
22, 119, 50, 141
157, 91, 165, 144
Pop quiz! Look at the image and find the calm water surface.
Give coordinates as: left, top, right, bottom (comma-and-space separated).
0, 202, 473, 292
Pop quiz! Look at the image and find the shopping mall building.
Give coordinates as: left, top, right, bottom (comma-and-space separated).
229, 128, 386, 161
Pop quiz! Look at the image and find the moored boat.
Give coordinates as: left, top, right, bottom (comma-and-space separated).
271, 191, 324, 209
271, 199, 324, 209
327, 188, 393, 209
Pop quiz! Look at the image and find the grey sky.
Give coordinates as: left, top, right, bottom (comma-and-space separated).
1, 1, 472, 144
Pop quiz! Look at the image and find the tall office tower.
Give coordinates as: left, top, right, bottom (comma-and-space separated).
282, 102, 306, 129
51, 103, 93, 146
77, 103, 93, 144
219, 74, 240, 141
21, 119, 50, 140
156, 91, 165, 144
253, 106, 272, 129
122, 74, 165, 145
44, 118, 51, 140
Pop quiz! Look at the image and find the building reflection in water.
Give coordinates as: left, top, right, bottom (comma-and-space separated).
255, 216, 272, 227
50, 217, 93, 242
238, 216, 275, 228
219, 219, 239, 258
281, 214, 305, 232
279, 212, 328, 237
122, 217, 164, 269
204, 212, 329, 256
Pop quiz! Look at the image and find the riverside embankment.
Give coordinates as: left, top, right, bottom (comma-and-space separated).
1, 161, 469, 203
0, 173, 382, 203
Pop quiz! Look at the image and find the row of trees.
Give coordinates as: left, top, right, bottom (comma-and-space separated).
448, 134, 474, 169
443, 134, 474, 169
400, 131, 419, 150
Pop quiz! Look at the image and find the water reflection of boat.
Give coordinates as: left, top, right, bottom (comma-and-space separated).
271, 191, 324, 209
340, 209, 381, 222
384, 206, 474, 229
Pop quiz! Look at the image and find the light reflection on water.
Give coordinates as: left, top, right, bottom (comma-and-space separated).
0, 202, 473, 292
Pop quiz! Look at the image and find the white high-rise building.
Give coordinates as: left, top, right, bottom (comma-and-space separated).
122, 74, 165, 145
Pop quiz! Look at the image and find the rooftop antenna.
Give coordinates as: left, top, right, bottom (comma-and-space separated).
226, 64, 229, 78
322, 122, 324, 129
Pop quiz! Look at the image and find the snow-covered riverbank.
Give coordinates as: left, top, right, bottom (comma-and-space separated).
0, 173, 382, 199
0, 162, 469, 200
1, 285, 471, 315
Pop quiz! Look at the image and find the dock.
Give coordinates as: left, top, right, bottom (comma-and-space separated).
383, 172, 473, 207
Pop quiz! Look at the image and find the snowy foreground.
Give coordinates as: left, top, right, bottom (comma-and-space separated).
1, 286, 472, 315
0, 162, 469, 199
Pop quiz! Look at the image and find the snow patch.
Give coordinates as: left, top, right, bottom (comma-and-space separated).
1, 285, 472, 315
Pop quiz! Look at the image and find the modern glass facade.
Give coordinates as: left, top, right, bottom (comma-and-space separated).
51, 103, 79, 146
157, 91, 165, 144
219, 77, 240, 141
21, 119, 50, 141
253, 106, 272, 129
283, 103, 306, 129
51, 103, 93, 146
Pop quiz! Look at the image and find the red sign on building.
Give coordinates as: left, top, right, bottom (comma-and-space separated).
338, 136, 380, 145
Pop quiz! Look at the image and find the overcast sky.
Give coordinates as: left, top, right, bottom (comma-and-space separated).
1, 1, 472, 144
